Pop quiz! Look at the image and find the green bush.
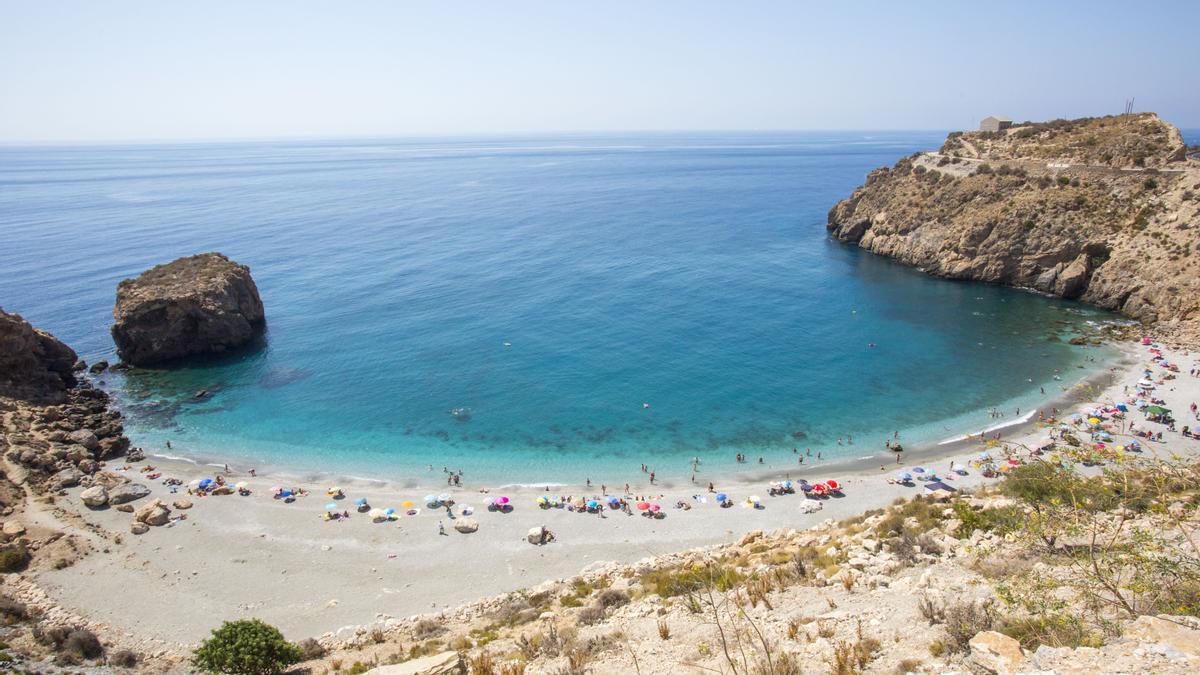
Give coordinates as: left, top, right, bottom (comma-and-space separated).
0, 546, 30, 573
192, 619, 302, 675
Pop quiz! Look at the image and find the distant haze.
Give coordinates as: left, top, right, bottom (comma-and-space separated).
2, 1, 1197, 142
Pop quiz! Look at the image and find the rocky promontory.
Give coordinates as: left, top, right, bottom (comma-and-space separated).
828, 113, 1200, 342
0, 309, 78, 404
111, 253, 265, 366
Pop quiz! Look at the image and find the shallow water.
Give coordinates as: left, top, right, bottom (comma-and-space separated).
1, 132, 1122, 483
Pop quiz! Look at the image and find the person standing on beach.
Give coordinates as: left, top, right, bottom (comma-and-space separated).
437, 520, 445, 536
649, 471, 656, 484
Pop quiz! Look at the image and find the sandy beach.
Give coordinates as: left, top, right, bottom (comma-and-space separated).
15, 338, 1200, 657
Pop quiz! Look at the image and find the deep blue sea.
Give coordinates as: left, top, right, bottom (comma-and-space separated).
1, 132, 1133, 485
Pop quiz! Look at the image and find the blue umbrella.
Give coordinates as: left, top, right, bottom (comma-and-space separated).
782, 480, 793, 489
384, 507, 396, 515
199, 478, 213, 488
354, 497, 368, 506
800, 483, 813, 492
896, 472, 912, 482
716, 493, 728, 502
586, 500, 599, 508
911, 467, 926, 473
424, 494, 438, 506
324, 502, 338, 510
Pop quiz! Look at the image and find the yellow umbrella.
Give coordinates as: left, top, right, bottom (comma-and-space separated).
1088, 417, 1101, 425
402, 500, 414, 508
234, 481, 248, 490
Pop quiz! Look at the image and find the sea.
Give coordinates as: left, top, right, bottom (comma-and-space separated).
1, 131, 1147, 486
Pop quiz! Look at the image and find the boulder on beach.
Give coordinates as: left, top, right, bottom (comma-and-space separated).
80, 485, 109, 508
172, 499, 192, 510
129, 522, 149, 535
0, 309, 78, 403
52, 467, 84, 489
134, 499, 171, 526
111, 253, 266, 366
454, 518, 479, 534
108, 483, 151, 505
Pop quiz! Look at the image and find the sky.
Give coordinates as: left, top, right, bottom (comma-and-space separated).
1, 1, 1197, 141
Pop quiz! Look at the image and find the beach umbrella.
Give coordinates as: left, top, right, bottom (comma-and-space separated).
536, 496, 548, 506
637, 501, 651, 511
748, 495, 761, 503
461, 506, 474, 515
424, 494, 438, 506
650, 503, 661, 513
328, 486, 342, 494
496, 496, 509, 506
384, 507, 396, 515
354, 497, 368, 506
826, 479, 841, 491
1144, 405, 1170, 415
1088, 417, 1102, 425
715, 493, 728, 502
799, 483, 813, 492
270, 486, 282, 494
402, 500, 414, 508
234, 481, 248, 490
368, 508, 387, 520
438, 493, 452, 504
782, 480, 793, 489
324, 502, 338, 511
586, 500, 600, 509
911, 467, 926, 474
198, 478, 213, 488
896, 472, 912, 482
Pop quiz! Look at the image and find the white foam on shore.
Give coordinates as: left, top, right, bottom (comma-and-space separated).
937, 409, 1038, 445
496, 482, 569, 489
150, 453, 199, 464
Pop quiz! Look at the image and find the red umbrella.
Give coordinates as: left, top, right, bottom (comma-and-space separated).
650, 504, 661, 513
826, 479, 841, 491
636, 502, 651, 511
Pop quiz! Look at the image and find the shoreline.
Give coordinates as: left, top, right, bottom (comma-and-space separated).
22, 338, 1180, 652
123, 344, 1126, 493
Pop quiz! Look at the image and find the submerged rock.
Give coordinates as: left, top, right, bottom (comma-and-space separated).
111, 252, 265, 366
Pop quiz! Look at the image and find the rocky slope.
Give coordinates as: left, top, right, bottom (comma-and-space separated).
111, 252, 265, 366
0, 309, 78, 404
828, 113, 1200, 343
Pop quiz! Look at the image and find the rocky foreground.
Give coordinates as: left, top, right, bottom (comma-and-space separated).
828, 113, 1200, 344
111, 252, 265, 366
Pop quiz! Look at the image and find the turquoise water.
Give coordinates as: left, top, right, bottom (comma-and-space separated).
1, 133, 1121, 485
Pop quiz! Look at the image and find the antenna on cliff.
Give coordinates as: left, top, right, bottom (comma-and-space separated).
1124, 98, 1135, 115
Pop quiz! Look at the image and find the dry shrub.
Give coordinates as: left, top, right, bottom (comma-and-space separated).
296, 637, 325, 660
943, 601, 994, 652
0, 596, 28, 624
63, 628, 103, 660
412, 618, 445, 640
576, 605, 605, 626
105, 648, 137, 667
657, 619, 670, 640
895, 657, 922, 673
595, 588, 629, 609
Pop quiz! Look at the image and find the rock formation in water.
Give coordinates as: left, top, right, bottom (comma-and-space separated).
111, 252, 266, 366
0, 309, 78, 403
827, 113, 1200, 342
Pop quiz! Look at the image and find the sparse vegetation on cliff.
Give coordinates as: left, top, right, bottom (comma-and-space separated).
829, 113, 1200, 344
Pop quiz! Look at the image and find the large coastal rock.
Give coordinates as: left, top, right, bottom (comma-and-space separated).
827, 113, 1200, 343
111, 253, 265, 366
0, 309, 78, 403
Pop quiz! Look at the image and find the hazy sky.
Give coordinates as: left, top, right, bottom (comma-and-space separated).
2, 1, 1197, 141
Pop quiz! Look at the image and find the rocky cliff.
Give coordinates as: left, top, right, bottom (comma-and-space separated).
0, 309, 78, 403
828, 113, 1200, 342
111, 253, 266, 366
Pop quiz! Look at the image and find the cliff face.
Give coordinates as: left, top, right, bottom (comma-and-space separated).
0, 309, 78, 403
111, 253, 266, 366
828, 113, 1200, 341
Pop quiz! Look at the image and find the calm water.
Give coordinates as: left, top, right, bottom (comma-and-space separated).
1, 132, 1124, 484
